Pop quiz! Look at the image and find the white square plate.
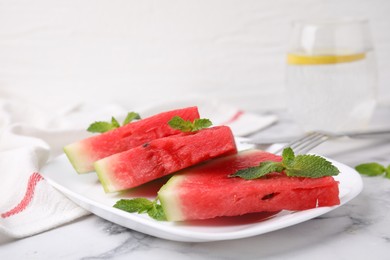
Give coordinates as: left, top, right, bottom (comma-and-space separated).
40, 139, 363, 242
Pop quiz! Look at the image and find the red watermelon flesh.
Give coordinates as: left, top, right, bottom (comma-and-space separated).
94, 126, 237, 193
158, 150, 340, 221
64, 106, 200, 173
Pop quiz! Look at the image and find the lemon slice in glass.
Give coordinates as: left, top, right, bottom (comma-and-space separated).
287, 53, 366, 65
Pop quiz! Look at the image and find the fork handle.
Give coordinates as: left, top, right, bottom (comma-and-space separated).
333, 129, 390, 139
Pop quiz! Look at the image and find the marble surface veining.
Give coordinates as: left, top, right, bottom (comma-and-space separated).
1, 107, 390, 259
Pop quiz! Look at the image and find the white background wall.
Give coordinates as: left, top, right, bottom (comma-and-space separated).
0, 0, 389, 111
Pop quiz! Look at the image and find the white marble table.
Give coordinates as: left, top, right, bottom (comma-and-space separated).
1, 107, 390, 260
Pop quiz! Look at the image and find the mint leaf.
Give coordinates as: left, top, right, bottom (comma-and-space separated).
385, 165, 390, 179
355, 162, 386, 177
168, 116, 212, 132
113, 198, 166, 221
148, 203, 166, 221
229, 161, 284, 179
123, 112, 141, 125
354, 162, 390, 180
282, 147, 295, 168
113, 198, 153, 213
111, 117, 120, 128
87, 122, 117, 133
230, 147, 340, 180
285, 154, 340, 178
87, 112, 140, 133
168, 116, 194, 132
193, 119, 212, 131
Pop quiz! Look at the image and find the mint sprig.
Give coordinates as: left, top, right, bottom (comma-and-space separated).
355, 162, 390, 179
87, 112, 141, 133
113, 198, 166, 221
229, 147, 340, 180
168, 116, 212, 132
123, 112, 141, 125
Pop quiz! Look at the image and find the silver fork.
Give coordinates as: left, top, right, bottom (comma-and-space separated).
265, 128, 390, 155
273, 132, 329, 155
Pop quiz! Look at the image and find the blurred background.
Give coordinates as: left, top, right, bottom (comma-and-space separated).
0, 0, 389, 112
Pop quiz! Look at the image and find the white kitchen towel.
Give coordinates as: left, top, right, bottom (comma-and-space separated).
0, 96, 277, 238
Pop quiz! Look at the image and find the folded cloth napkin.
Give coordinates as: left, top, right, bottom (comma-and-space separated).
0, 96, 277, 239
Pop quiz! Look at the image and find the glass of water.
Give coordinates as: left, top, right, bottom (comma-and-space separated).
285, 18, 377, 132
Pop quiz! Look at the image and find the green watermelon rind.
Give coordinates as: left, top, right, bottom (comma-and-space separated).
64, 142, 93, 174
158, 175, 186, 221
94, 159, 114, 193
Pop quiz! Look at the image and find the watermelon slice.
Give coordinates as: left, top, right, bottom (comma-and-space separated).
158, 150, 340, 221
94, 126, 237, 193
64, 107, 200, 173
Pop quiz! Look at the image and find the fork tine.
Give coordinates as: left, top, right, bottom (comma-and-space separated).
289, 132, 320, 150
293, 134, 329, 154
273, 132, 328, 155
291, 132, 326, 153
273, 132, 317, 154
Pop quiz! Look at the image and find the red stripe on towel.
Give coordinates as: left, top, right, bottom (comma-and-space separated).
1, 172, 44, 218
221, 110, 244, 125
